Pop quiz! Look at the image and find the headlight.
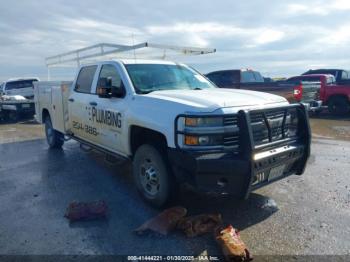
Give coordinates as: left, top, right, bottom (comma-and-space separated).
176, 115, 240, 150
185, 117, 223, 127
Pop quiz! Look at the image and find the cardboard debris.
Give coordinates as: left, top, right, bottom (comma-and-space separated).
64, 200, 108, 222
215, 225, 252, 262
134, 206, 187, 235
177, 214, 223, 237
135, 207, 252, 260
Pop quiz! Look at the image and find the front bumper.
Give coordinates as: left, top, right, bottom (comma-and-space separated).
303, 100, 323, 112
0, 102, 35, 114
168, 103, 311, 198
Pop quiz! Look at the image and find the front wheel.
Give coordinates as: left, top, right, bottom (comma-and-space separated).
45, 116, 64, 148
132, 144, 176, 207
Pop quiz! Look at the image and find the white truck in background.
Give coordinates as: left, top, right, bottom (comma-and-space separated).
0, 78, 39, 120
34, 44, 311, 207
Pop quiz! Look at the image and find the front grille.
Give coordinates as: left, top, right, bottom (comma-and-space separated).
223, 115, 238, 126
250, 108, 298, 146
223, 115, 239, 151
223, 134, 239, 149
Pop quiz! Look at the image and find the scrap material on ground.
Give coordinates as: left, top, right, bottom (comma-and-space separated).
177, 214, 223, 237
64, 200, 108, 222
215, 225, 252, 262
134, 206, 187, 235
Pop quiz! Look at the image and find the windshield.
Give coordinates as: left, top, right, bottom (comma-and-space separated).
5, 79, 37, 90
125, 64, 216, 94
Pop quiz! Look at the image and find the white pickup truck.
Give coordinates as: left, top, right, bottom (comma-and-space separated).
0, 78, 39, 120
35, 59, 311, 207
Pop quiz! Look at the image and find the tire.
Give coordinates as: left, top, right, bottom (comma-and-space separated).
132, 144, 176, 207
328, 97, 350, 115
45, 115, 64, 148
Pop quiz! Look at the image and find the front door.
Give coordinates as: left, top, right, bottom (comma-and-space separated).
90, 63, 127, 154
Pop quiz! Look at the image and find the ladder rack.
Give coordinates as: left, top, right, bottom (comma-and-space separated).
45, 42, 216, 68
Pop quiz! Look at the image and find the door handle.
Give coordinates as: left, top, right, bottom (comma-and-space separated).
68, 98, 74, 102
89, 101, 97, 106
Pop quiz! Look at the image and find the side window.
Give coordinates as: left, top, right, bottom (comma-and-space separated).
206, 73, 219, 84
221, 71, 238, 85
341, 70, 349, 80
327, 76, 335, 85
253, 72, 264, 82
207, 71, 238, 87
241, 71, 256, 83
75, 65, 97, 93
98, 64, 124, 90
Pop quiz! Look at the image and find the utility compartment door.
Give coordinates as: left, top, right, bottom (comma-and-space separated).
51, 85, 65, 133
51, 81, 73, 133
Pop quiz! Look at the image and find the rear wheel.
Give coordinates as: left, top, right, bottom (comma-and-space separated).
132, 144, 176, 207
45, 115, 64, 148
328, 97, 350, 115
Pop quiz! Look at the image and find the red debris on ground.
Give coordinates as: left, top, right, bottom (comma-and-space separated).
64, 200, 108, 222
177, 214, 223, 237
215, 225, 252, 262
134, 206, 187, 235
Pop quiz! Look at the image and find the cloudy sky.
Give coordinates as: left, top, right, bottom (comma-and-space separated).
0, 0, 350, 81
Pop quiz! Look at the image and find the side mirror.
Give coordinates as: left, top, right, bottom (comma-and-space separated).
97, 86, 111, 98
97, 77, 112, 98
97, 77, 126, 98
111, 84, 126, 98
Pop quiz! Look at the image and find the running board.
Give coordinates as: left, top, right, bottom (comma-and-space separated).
70, 135, 129, 163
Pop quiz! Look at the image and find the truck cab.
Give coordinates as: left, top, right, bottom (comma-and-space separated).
35, 59, 311, 207
206, 69, 322, 111
302, 69, 350, 84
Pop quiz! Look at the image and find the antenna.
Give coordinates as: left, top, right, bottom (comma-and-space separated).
132, 33, 137, 62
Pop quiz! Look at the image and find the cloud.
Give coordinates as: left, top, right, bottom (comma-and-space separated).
147, 22, 285, 48
286, 0, 350, 16
0, 0, 349, 81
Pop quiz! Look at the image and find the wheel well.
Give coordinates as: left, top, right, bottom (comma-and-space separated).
42, 109, 50, 122
326, 95, 349, 105
130, 126, 168, 156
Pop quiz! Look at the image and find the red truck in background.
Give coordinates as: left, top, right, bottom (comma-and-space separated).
206, 69, 322, 111
287, 74, 350, 115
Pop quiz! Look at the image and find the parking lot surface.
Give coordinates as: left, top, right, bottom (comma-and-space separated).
0, 116, 350, 257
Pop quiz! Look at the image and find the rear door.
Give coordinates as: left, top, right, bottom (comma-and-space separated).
68, 65, 99, 142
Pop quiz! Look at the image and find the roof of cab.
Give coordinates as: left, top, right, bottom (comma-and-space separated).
119, 59, 178, 65
5, 77, 39, 83
78, 59, 181, 68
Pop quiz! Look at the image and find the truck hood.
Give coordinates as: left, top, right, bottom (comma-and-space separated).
146, 88, 287, 111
